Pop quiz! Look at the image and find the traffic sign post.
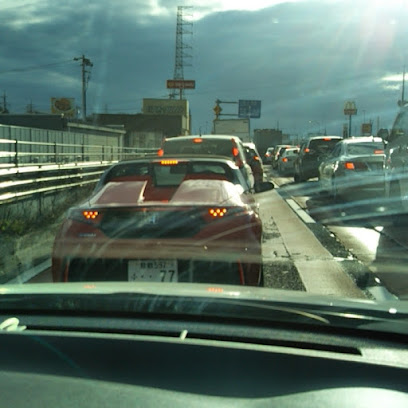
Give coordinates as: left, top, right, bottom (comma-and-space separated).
361, 123, 372, 135
344, 101, 357, 138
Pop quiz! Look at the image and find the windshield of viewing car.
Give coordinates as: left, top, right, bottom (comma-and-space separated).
1, 0, 408, 334
345, 143, 385, 156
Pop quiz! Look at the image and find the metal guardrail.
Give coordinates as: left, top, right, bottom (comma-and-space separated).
0, 138, 159, 204
0, 138, 157, 168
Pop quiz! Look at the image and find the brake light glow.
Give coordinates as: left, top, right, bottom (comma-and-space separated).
323, 138, 332, 141
157, 148, 164, 156
232, 147, 239, 157
83, 211, 99, 219
208, 208, 227, 217
193, 138, 203, 143
304, 148, 310, 153
207, 287, 224, 293
160, 160, 179, 165
344, 162, 355, 170
254, 155, 260, 161
374, 149, 384, 154
282, 157, 288, 162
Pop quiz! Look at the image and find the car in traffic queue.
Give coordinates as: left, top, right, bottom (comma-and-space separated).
294, 135, 343, 182
264, 146, 275, 164
158, 135, 255, 191
318, 136, 386, 200
272, 144, 295, 169
277, 147, 299, 176
52, 157, 273, 286
243, 142, 265, 191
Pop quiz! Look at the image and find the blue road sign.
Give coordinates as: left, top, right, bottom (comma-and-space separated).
238, 100, 261, 118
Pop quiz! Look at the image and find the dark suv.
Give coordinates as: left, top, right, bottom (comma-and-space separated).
294, 135, 343, 182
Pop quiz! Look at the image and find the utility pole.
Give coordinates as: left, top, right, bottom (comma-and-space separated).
170, 6, 193, 100
2, 92, 9, 113
74, 55, 93, 120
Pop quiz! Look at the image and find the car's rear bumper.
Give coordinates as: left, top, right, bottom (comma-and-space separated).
52, 238, 262, 285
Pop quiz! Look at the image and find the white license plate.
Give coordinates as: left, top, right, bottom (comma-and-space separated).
128, 259, 178, 282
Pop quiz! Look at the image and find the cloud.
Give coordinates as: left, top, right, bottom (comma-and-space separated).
0, 0, 407, 134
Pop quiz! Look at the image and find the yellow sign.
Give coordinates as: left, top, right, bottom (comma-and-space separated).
213, 105, 222, 115
51, 98, 76, 117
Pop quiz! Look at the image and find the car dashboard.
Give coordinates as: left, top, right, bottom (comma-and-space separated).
0, 312, 407, 407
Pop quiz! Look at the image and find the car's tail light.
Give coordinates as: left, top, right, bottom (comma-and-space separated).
68, 209, 102, 224
304, 148, 310, 153
344, 161, 367, 170
83, 210, 99, 220
282, 157, 288, 162
193, 137, 203, 143
157, 148, 164, 156
232, 147, 239, 157
205, 206, 246, 221
323, 137, 332, 141
208, 208, 227, 218
265, 153, 270, 157
253, 155, 260, 161
374, 149, 384, 154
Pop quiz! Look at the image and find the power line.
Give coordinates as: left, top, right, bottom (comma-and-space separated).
0, 59, 76, 75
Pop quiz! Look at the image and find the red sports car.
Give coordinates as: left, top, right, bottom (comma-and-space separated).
52, 158, 265, 286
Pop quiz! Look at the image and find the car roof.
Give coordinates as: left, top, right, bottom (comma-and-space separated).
340, 136, 384, 144
307, 135, 342, 141
164, 135, 242, 142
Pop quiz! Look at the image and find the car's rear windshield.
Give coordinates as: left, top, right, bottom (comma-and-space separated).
163, 138, 234, 157
346, 143, 384, 156
285, 149, 298, 156
100, 161, 235, 188
309, 138, 341, 153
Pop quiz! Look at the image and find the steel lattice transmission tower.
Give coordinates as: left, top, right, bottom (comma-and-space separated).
170, 6, 193, 99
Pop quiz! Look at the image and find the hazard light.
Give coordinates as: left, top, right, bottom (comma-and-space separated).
160, 160, 179, 165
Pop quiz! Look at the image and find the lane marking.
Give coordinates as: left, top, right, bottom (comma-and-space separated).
285, 199, 316, 224
6, 258, 51, 284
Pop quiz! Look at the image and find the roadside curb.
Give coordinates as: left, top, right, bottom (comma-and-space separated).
274, 185, 397, 301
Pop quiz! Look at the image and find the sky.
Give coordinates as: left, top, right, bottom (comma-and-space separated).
0, 0, 408, 137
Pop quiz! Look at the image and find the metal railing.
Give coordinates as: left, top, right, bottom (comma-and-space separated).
0, 138, 159, 204
0, 138, 158, 168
